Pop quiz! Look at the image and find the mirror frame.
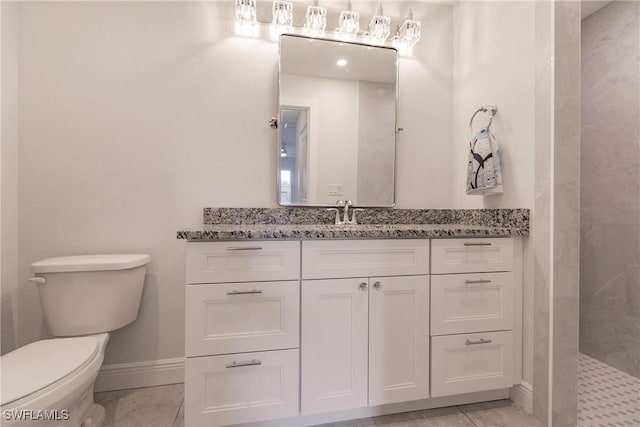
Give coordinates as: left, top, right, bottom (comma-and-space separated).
277, 34, 399, 208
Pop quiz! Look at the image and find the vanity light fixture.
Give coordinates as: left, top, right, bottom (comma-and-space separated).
235, 0, 257, 27
364, 4, 391, 44
272, 1, 293, 35
393, 9, 421, 54
304, 0, 327, 37
335, 0, 359, 40
235, 0, 259, 37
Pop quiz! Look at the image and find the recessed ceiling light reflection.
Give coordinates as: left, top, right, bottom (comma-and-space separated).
336, 59, 348, 67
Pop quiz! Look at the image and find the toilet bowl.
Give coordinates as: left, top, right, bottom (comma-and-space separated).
1, 334, 109, 427
0, 254, 150, 427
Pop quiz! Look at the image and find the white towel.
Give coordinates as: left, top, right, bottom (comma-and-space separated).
466, 128, 503, 195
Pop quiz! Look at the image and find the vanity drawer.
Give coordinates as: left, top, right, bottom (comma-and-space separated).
186, 281, 299, 357
431, 238, 513, 274
431, 272, 513, 335
431, 331, 513, 397
187, 241, 300, 284
185, 349, 299, 427
302, 239, 429, 280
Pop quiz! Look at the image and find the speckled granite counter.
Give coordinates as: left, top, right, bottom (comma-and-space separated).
177, 208, 529, 240
177, 223, 527, 240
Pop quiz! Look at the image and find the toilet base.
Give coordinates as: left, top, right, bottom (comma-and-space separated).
81, 403, 105, 427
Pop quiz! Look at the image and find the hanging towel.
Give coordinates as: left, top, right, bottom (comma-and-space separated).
466, 128, 503, 195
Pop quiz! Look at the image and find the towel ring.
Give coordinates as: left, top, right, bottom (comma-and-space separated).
469, 105, 498, 134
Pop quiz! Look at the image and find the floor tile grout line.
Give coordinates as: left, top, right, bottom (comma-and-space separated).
171, 398, 184, 427
457, 405, 480, 427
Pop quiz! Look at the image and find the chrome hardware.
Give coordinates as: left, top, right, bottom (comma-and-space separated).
327, 208, 344, 225
465, 338, 493, 346
343, 200, 353, 224
373, 281, 381, 290
348, 208, 364, 225
227, 246, 263, 251
329, 201, 363, 225
464, 279, 492, 285
469, 105, 498, 134
269, 117, 278, 129
359, 282, 368, 291
463, 242, 492, 247
225, 359, 262, 368
226, 290, 263, 295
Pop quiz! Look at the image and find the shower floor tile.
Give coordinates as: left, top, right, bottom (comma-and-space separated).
578, 353, 640, 427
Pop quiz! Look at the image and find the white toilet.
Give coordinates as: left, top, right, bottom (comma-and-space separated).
0, 254, 150, 427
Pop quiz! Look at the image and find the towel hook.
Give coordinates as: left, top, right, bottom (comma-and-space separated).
469, 105, 498, 134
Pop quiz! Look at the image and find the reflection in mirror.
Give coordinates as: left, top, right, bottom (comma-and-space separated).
278, 34, 397, 207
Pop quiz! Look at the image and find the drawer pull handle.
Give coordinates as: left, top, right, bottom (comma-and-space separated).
227, 247, 263, 251
465, 338, 493, 346
226, 290, 263, 295
464, 279, 492, 285
463, 242, 492, 246
225, 359, 262, 368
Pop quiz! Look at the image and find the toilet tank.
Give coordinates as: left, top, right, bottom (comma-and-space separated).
31, 254, 151, 337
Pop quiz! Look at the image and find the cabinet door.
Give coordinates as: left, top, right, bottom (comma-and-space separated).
369, 276, 430, 405
185, 349, 299, 427
185, 281, 299, 357
187, 241, 300, 284
431, 331, 513, 397
302, 240, 429, 280
431, 272, 513, 335
431, 238, 513, 274
301, 278, 369, 415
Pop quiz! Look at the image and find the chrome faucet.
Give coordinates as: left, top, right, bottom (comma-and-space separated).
326, 199, 364, 225
327, 200, 346, 225
343, 200, 353, 224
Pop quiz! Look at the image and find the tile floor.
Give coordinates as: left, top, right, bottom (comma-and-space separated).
578, 353, 640, 427
94, 385, 542, 427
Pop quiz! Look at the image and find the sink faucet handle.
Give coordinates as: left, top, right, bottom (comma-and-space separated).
336, 200, 345, 207
343, 200, 353, 224
326, 208, 343, 225
350, 208, 364, 225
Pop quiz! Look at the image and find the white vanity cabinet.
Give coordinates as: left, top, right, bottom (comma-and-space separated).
184, 236, 523, 426
301, 240, 430, 415
184, 241, 301, 427
429, 237, 518, 398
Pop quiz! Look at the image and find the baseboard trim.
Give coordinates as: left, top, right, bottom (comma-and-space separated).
95, 357, 184, 392
511, 381, 533, 414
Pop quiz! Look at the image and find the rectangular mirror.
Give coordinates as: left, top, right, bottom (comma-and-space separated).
278, 34, 398, 207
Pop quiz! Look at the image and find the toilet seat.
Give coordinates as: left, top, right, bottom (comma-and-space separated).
1, 336, 99, 406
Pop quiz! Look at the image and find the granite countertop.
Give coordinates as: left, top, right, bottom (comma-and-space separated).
177, 223, 527, 241
177, 207, 530, 241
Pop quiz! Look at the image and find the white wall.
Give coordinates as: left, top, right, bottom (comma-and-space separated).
12, 0, 454, 366
1, 0, 20, 355
452, 1, 536, 387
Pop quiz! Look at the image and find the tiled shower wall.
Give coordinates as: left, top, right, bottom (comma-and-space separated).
580, 1, 640, 378
533, 1, 582, 426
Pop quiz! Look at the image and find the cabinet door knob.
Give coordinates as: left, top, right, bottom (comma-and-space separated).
359, 282, 368, 291
373, 281, 381, 290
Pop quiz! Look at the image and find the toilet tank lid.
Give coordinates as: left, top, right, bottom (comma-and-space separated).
32, 254, 151, 273
0, 336, 99, 406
